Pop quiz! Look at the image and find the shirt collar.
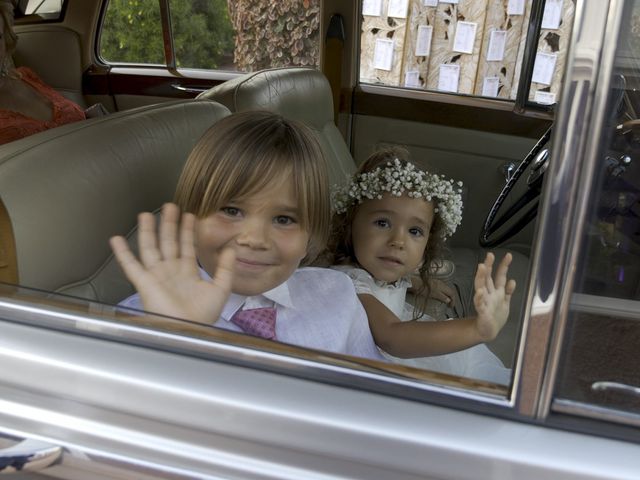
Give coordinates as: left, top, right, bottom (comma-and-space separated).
198, 266, 295, 321
374, 275, 412, 290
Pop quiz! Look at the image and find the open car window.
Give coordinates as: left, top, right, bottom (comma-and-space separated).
99, 0, 321, 72
358, 0, 574, 107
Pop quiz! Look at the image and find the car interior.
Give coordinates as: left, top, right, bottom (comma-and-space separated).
2, 1, 640, 478
0, 0, 556, 382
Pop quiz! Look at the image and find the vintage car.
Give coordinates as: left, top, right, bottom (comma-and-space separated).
0, 0, 638, 478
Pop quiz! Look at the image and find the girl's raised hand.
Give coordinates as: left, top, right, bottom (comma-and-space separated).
472, 252, 517, 341
110, 203, 235, 325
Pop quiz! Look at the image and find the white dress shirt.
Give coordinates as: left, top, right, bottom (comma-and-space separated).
119, 266, 383, 361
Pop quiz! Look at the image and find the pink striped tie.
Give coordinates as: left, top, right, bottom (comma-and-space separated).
230, 307, 277, 340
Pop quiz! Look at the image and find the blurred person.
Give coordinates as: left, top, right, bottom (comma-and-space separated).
0, 0, 85, 145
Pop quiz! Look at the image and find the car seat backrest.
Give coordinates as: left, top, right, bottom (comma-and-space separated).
13, 26, 87, 107
198, 67, 356, 186
0, 100, 231, 304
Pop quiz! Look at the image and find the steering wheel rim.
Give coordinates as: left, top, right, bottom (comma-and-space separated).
479, 127, 553, 248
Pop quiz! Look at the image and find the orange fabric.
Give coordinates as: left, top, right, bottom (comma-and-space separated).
0, 67, 86, 145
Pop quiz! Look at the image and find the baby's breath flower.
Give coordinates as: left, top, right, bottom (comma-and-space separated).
331, 159, 463, 238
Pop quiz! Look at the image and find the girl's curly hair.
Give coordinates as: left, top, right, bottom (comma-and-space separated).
326, 146, 448, 319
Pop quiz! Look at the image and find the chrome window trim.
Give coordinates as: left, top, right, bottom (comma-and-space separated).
552, 399, 640, 429
106, 66, 241, 82
0, 294, 513, 410
570, 293, 640, 321
511, 0, 617, 417
159, 0, 176, 71
537, 0, 627, 419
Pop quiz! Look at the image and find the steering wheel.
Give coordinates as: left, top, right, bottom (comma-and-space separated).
479, 127, 553, 248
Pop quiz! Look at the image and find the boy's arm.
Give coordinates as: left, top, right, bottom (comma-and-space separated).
359, 294, 493, 358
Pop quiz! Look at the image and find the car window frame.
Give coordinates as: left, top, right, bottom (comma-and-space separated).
6, 0, 640, 444
509, 0, 640, 443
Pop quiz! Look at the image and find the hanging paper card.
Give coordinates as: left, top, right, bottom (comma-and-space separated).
486, 30, 506, 61
541, 0, 563, 30
482, 77, 500, 97
423, 0, 438, 6
438, 64, 460, 92
532, 52, 557, 85
534, 91, 556, 105
388, 0, 409, 19
453, 21, 477, 54
373, 39, 395, 71
363, 0, 383, 17
415, 25, 433, 56
405, 71, 421, 88
507, 0, 525, 16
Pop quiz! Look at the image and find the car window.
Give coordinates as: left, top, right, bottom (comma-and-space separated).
23, 0, 64, 15
13, 0, 65, 19
553, 0, 640, 422
358, 0, 573, 107
100, 0, 165, 65
99, 0, 321, 72
168, 0, 235, 70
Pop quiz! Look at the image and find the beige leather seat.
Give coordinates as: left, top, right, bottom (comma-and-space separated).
199, 67, 527, 367
198, 67, 356, 185
13, 26, 87, 107
0, 99, 230, 304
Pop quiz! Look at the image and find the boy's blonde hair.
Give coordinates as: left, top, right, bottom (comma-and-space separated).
174, 110, 330, 263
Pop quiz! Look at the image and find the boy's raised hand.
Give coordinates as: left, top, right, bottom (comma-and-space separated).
110, 203, 235, 325
473, 252, 517, 341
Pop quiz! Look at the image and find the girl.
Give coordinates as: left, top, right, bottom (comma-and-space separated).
328, 147, 516, 383
110, 111, 382, 360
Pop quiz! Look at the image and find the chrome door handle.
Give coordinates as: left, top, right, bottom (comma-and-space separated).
0, 439, 62, 474
170, 83, 209, 94
591, 381, 640, 397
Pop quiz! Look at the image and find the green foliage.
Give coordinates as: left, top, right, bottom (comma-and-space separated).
100, 0, 164, 65
100, 0, 235, 69
171, 0, 235, 69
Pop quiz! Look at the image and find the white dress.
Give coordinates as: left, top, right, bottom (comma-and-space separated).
332, 265, 511, 385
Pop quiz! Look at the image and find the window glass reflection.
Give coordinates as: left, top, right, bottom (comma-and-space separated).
555, 0, 640, 416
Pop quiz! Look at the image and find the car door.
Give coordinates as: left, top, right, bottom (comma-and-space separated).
2, 1, 640, 479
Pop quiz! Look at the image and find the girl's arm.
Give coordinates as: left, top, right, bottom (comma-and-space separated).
359, 294, 493, 358
361, 252, 516, 359
110, 203, 235, 324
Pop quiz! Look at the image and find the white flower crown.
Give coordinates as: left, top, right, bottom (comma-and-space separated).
332, 159, 464, 238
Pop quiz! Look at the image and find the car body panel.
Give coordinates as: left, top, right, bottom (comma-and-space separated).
2, 0, 640, 478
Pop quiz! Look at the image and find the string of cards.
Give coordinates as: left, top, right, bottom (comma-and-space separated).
361, 0, 571, 104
